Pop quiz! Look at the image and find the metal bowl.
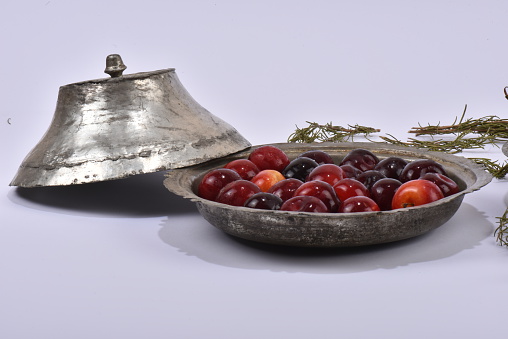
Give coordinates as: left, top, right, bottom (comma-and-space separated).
164, 142, 492, 247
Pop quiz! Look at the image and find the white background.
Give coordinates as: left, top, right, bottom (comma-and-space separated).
1, 1, 508, 338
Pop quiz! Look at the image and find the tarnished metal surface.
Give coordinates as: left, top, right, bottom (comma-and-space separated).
104, 54, 127, 77
164, 142, 492, 247
11, 56, 251, 187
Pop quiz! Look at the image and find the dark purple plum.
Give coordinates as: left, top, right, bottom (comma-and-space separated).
370, 178, 402, 211
298, 150, 334, 165
399, 159, 446, 182
340, 164, 362, 179
244, 192, 284, 210
282, 157, 319, 181
374, 157, 408, 180
356, 170, 386, 191
340, 149, 379, 172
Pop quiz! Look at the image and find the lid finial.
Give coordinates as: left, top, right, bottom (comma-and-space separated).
104, 54, 127, 77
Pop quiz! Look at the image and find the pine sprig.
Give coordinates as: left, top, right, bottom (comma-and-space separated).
379, 132, 497, 154
468, 158, 508, 179
495, 207, 508, 247
288, 122, 380, 143
409, 105, 508, 140
381, 106, 507, 153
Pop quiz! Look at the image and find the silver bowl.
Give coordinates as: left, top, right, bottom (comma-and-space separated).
164, 142, 492, 247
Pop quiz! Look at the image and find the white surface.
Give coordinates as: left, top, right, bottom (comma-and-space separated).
1, 1, 508, 338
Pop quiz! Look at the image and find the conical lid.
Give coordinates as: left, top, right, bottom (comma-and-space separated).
10, 55, 251, 187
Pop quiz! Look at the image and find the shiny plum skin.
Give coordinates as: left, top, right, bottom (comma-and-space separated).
248, 145, 290, 172
200, 147, 452, 213
356, 170, 386, 191
340, 149, 380, 172
280, 196, 329, 213
338, 196, 380, 213
282, 157, 319, 181
420, 172, 459, 197
267, 178, 304, 202
399, 159, 446, 182
340, 164, 362, 179
391, 179, 444, 209
298, 150, 334, 165
374, 157, 408, 180
198, 168, 242, 201
370, 178, 402, 211
332, 178, 370, 202
216, 180, 261, 206
244, 192, 283, 210
306, 164, 345, 186
293, 181, 340, 213
251, 170, 285, 192
224, 159, 260, 180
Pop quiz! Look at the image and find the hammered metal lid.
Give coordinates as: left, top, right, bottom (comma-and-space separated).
10, 55, 251, 187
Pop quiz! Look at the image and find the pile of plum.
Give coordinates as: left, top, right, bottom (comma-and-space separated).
197, 145, 460, 213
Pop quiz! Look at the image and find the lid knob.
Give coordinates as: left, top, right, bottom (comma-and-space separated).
104, 54, 127, 77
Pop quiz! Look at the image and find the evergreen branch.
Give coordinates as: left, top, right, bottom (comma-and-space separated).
469, 158, 508, 179
409, 105, 508, 140
287, 122, 380, 143
495, 207, 508, 247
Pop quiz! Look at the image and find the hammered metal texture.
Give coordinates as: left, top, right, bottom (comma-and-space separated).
164, 142, 492, 247
11, 69, 251, 187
